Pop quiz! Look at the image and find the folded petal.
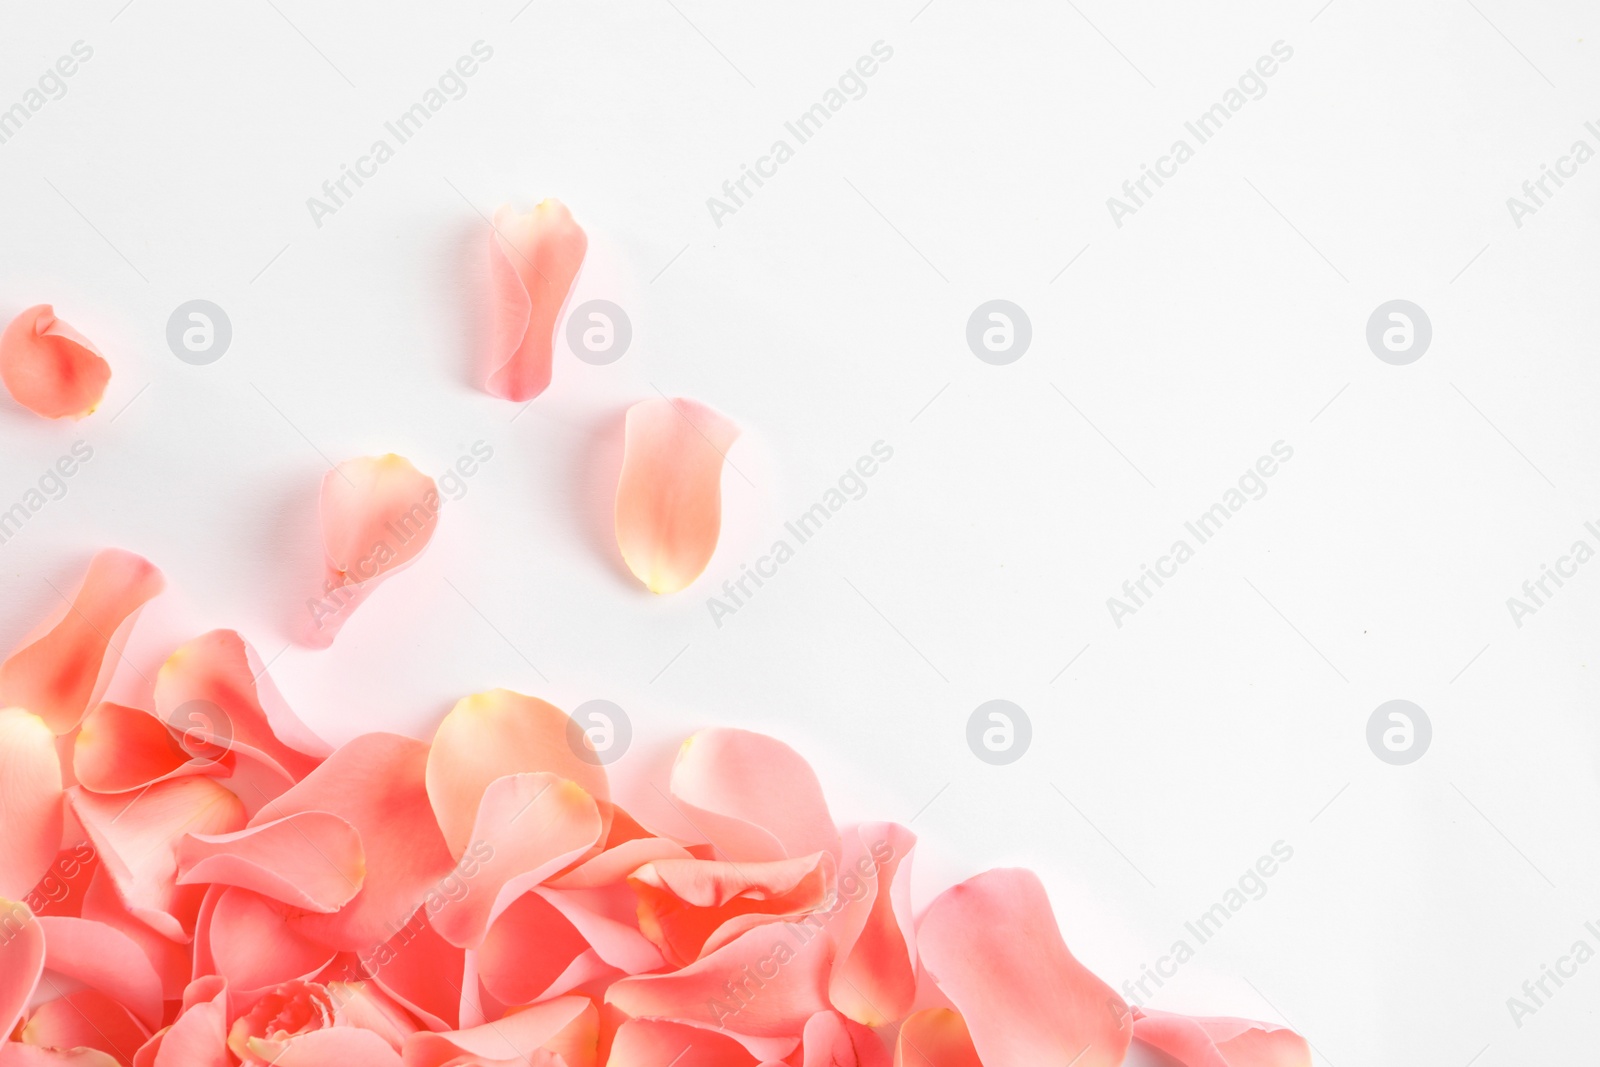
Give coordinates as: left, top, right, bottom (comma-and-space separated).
667, 729, 839, 863
358, 909, 466, 1032
0, 550, 163, 734
79, 871, 187, 1002
425, 690, 611, 859
893, 1009, 981, 1067
69, 778, 247, 942
402, 996, 595, 1067
0, 710, 63, 900
134, 976, 227, 1067
35, 916, 162, 1029
801, 1010, 890, 1067
74, 703, 230, 795
630, 852, 835, 966
916, 869, 1130, 1067
306, 456, 439, 649
205, 888, 335, 995
829, 823, 917, 1025
0, 900, 46, 1039
0, 305, 110, 419
606, 1019, 763, 1067
427, 773, 601, 949
473, 891, 591, 1006
614, 397, 739, 593
176, 812, 363, 913
1132, 1010, 1311, 1067
0, 1045, 121, 1066
19, 990, 149, 1065
245, 1028, 404, 1067
485, 200, 588, 403
22, 843, 98, 920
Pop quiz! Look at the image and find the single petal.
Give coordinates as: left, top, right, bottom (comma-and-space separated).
428, 773, 601, 949
69, 778, 246, 941
176, 812, 363, 913
246, 1028, 404, 1067
630, 852, 835, 966
135, 976, 227, 1067
74, 703, 230, 795
0, 305, 110, 419
485, 200, 588, 403
606, 920, 832, 1040
473, 892, 591, 1005
547, 834, 692, 890
607, 1019, 763, 1067
323, 980, 419, 1049
916, 869, 1131, 1067
0, 1045, 121, 1066
402, 996, 595, 1067
1132, 1010, 1312, 1067
79, 870, 188, 1002
358, 909, 466, 1032
614, 397, 739, 593
667, 729, 839, 863
259, 733, 455, 952
19, 991, 148, 1065
800, 1010, 890, 1067
0, 900, 46, 1039
22, 843, 98, 919
0, 550, 163, 734
828, 823, 917, 1025
425, 690, 612, 858
205, 888, 335, 995
306, 456, 439, 649
0, 710, 63, 900
892, 1009, 981, 1067
35, 916, 163, 1029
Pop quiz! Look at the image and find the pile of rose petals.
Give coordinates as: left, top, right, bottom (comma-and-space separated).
0, 551, 1310, 1066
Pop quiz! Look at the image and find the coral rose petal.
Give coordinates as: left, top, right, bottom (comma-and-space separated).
0, 305, 110, 419
829, 823, 917, 1025
608, 1019, 764, 1067
247, 1029, 404, 1067
801, 1011, 890, 1067
0, 1046, 121, 1066
363, 911, 466, 1032
80, 872, 188, 1001
0, 710, 63, 900
206, 888, 335, 994
425, 689, 611, 858
0, 900, 45, 1039
1132, 1010, 1312, 1067
485, 200, 587, 403
917, 869, 1131, 1067
630, 852, 834, 966
74, 703, 229, 795
19, 990, 149, 1065
307, 456, 439, 649
893, 1009, 982, 1067
614, 397, 739, 593
35, 916, 163, 1028
136, 976, 227, 1067
69, 778, 246, 941
668, 728, 839, 863
429, 772, 601, 949
175, 812, 363, 913
402, 996, 595, 1067
0, 550, 163, 734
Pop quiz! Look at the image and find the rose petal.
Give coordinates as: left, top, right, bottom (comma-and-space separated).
79, 871, 188, 1002
0, 710, 63, 900
425, 690, 611, 859
402, 996, 595, 1067
484, 200, 588, 403
0, 900, 45, 1039
246, 1028, 404, 1067
614, 397, 739, 593
74, 703, 231, 795
0, 1045, 121, 1066
134, 976, 228, 1067
607, 1019, 763, 1067
892, 1009, 982, 1067
667, 728, 839, 863
205, 888, 335, 995
323, 980, 419, 1049
35, 916, 162, 1028
1132, 1010, 1312, 1067
69, 778, 246, 942
22, 843, 98, 920
0, 550, 163, 734
828, 823, 917, 1025
0, 305, 110, 419
176, 812, 363, 913
357, 909, 466, 1032
473, 892, 591, 1005
306, 456, 439, 649
800, 1010, 890, 1067
917, 869, 1131, 1067
19, 990, 148, 1065
630, 852, 835, 966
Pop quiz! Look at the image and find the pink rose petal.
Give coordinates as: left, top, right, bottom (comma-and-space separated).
1132, 1009, 1312, 1067
0, 305, 110, 419
485, 200, 588, 403
0, 710, 63, 901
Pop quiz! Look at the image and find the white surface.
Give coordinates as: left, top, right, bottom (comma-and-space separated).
1, 1, 1598, 1063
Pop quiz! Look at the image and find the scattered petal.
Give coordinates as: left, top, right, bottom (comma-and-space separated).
0, 900, 46, 1040
0, 710, 63, 901
668, 728, 839, 863
485, 200, 588, 403
0, 305, 110, 419
1132, 1010, 1312, 1067
176, 812, 364, 913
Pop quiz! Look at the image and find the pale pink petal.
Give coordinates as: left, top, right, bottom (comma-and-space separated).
630, 852, 834, 966
176, 812, 363, 913
668, 729, 839, 863
306, 456, 439, 649
916, 869, 1130, 1067
428, 773, 601, 949
0, 550, 163, 734
801, 1010, 890, 1067
205, 888, 335, 995
484, 200, 588, 403
607, 1019, 763, 1067
35, 916, 162, 1029
1132, 1010, 1312, 1067
614, 397, 739, 594
245, 1028, 404, 1067
74, 703, 231, 795
425, 690, 612, 858
606, 920, 832, 1039
892, 1009, 981, 1067
0, 900, 46, 1039
0, 305, 110, 419
402, 997, 595, 1067
0, 710, 63, 900
257, 733, 455, 951
69, 778, 247, 942
829, 823, 917, 1026
19, 990, 149, 1065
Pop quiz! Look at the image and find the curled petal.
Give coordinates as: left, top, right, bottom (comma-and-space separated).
0, 1046, 121, 1066
829, 823, 917, 1025
667, 728, 839, 863
893, 1009, 981, 1067
485, 200, 588, 403
801, 1011, 890, 1067
0, 710, 63, 900
0, 900, 46, 1040
1132, 1010, 1312, 1067
69, 778, 246, 942
473, 892, 591, 1005
917, 869, 1131, 1067
0, 550, 163, 734
80, 871, 188, 1002
402, 996, 595, 1067
607, 1019, 762, 1067
205, 888, 335, 995
74, 703, 231, 795
614, 397, 739, 593
134, 975, 228, 1067
0, 305, 110, 419
322, 981, 419, 1050
35, 916, 163, 1029
307, 456, 439, 649
360, 908, 466, 1032
425, 689, 611, 859
176, 812, 363, 913
19, 990, 149, 1065
245, 1028, 404, 1067
630, 852, 835, 966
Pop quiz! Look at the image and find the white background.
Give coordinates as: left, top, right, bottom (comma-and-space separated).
2, 2, 1598, 1064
